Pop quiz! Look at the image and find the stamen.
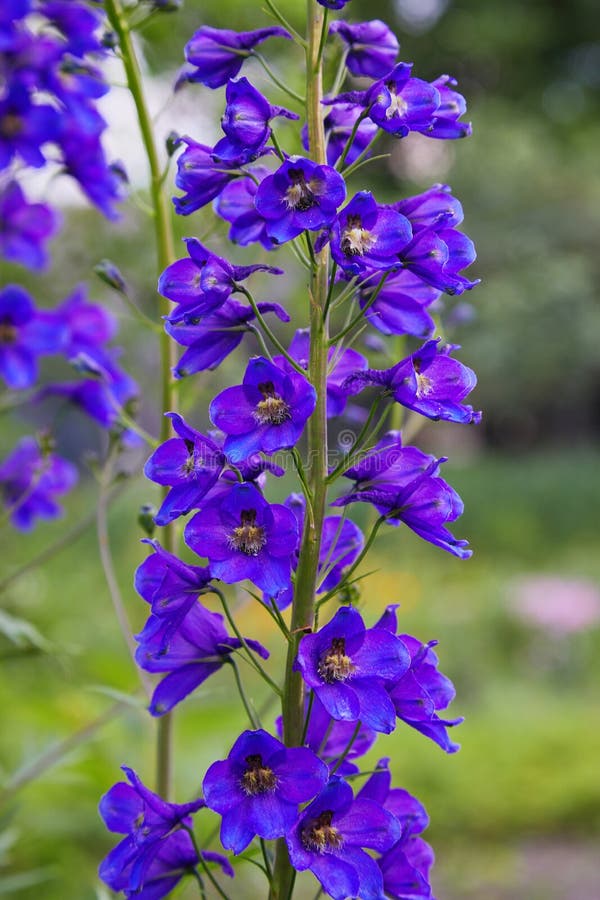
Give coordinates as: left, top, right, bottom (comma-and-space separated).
341, 215, 377, 257
301, 810, 344, 853
0, 322, 17, 344
253, 381, 292, 426
240, 754, 278, 796
415, 372, 434, 399
385, 84, 408, 120
284, 168, 316, 212
229, 509, 267, 556
318, 637, 356, 683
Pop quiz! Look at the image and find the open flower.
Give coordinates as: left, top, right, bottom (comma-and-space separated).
210, 355, 316, 463
255, 156, 346, 244
286, 776, 401, 900
185, 481, 299, 596
203, 729, 328, 853
295, 606, 410, 733
329, 19, 399, 78
144, 412, 225, 526
184, 25, 291, 89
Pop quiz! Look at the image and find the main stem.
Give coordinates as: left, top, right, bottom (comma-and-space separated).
104, 0, 177, 800
271, 3, 329, 897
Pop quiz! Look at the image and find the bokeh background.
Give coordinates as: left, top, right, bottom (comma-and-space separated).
1, 0, 600, 898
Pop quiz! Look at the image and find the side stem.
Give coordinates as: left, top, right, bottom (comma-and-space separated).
104, 0, 177, 800
270, 3, 329, 898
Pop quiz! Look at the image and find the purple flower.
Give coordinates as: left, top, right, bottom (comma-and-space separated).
377, 607, 463, 752
184, 25, 291, 89
212, 77, 298, 164
0, 436, 77, 531
172, 138, 239, 216
0, 180, 59, 270
144, 412, 226, 526
214, 167, 277, 249
332, 432, 471, 558
203, 729, 328, 853
135, 538, 212, 619
0, 284, 66, 389
98, 766, 209, 895
343, 338, 482, 425
185, 481, 299, 596
53, 284, 117, 357
317, 0, 352, 8
59, 125, 126, 220
159, 237, 283, 323
255, 156, 346, 244
135, 599, 269, 716
329, 20, 399, 79
319, 190, 412, 275
286, 776, 401, 900
358, 270, 438, 338
166, 298, 289, 377
209, 356, 317, 463
295, 606, 410, 733
394, 184, 465, 231
39, 0, 105, 57
398, 226, 479, 295
357, 758, 436, 899
0, 84, 60, 169
420, 74, 472, 140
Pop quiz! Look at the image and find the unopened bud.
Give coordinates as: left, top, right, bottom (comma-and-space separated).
138, 504, 157, 536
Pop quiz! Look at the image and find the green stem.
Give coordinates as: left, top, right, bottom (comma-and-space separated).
252, 50, 305, 104
238, 286, 306, 374
329, 271, 389, 344
103, 0, 177, 800
329, 721, 361, 775
228, 658, 260, 729
271, 5, 330, 898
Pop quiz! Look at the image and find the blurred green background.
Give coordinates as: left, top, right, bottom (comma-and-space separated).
1, 0, 600, 898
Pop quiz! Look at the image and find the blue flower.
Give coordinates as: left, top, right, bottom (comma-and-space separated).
0, 436, 77, 530
136, 598, 269, 716
329, 19, 399, 79
203, 729, 328, 853
343, 338, 482, 425
0, 284, 66, 389
184, 25, 292, 89
357, 757, 436, 899
255, 156, 346, 244
214, 166, 278, 249
286, 776, 401, 900
135, 538, 212, 619
358, 270, 438, 339
332, 432, 472, 558
319, 190, 412, 275
166, 298, 289, 377
209, 356, 316, 463
144, 412, 225, 526
295, 606, 410, 734
0, 180, 59, 270
160, 237, 283, 323
184, 481, 299, 596
377, 606, 463, 752
99, 767, 223, 897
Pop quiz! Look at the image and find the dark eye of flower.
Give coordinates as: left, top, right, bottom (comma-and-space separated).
285, 168, 316, 212
317, 637, 356, 683
0, 114, 23, 138
340, 214, 377, 257
240, 753, 278, 795
228, 508, 267, 556
301, 810, 344, 853
253, 381, 292, 425
0, 321, 18, 344
384, 82, 408, 119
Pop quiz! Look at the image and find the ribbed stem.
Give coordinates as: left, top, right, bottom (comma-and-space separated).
270, 3, 329, 897
104, 0, 177, 800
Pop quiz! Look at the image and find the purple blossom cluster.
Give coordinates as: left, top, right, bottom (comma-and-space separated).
0, 0, 125, 270
91, 2, 482, 899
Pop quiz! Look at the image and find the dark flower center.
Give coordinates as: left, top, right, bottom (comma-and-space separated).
285, 168, 316, 212
340, 214, 377, 257
0, 320, 17, 344
318, 637, 356, 683
301, 810, 343, 853
229, 508, 267, 556
0, 114, 23, 138
253, 381, 292, 425
240, 754, 278, 795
